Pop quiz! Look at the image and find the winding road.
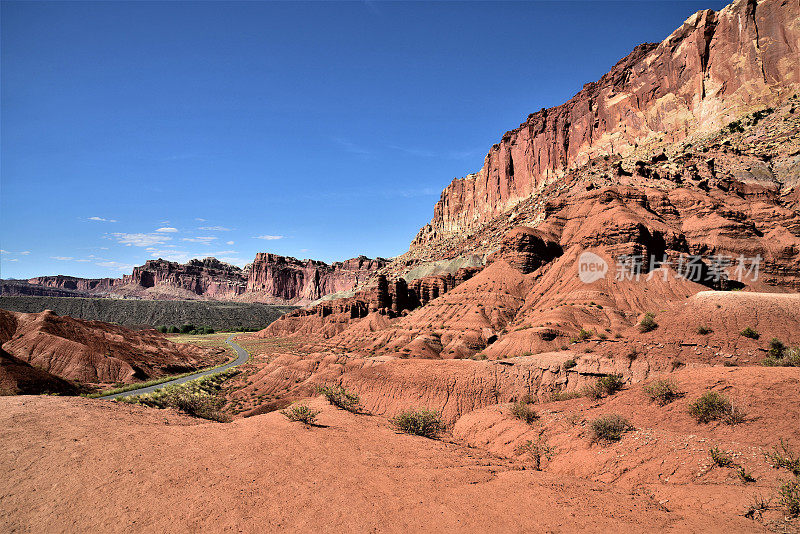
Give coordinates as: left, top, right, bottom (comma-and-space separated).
98, 334, 249, 400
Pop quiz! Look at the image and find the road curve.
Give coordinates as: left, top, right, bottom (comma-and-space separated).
98, 334, 249, 400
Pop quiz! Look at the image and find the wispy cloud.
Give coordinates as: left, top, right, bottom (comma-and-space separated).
226, 240, 235, 245
254, 235, 284, 241
198, 226, 231, 231
88, 216, 117, 222
95, 261, 135, 271
195, 218, 206, 222
51, 256, 74, 261
181, 236, 217, 244
155, 227, 178, 233
110, 232, 172, 247
332, 137, 371, 157
387, 144, 482, 160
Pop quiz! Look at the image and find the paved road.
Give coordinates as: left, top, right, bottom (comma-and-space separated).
98, 334, 249, 400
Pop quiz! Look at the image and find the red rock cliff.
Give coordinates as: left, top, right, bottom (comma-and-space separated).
412, 0, 800, 249
246, 254, 388, 304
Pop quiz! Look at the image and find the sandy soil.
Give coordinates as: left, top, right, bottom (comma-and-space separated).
0, 394, 774, 533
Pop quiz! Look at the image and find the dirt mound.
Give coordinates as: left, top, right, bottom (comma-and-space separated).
0, 308, 219, 386
454, 366, 800, 529
0, 394, 774, 533
0, 349, 78, 396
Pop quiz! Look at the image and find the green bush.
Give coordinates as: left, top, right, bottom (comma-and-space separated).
563, 358, 577, 370
549, 390, 583, 402
156, 325, 168, 333
180, 323, 196, 334
168, 325, 180, 334
639, 313, 658, 333
317, 384, 360, 413
764, 439, 800, 476
515, 434, 555, 470
585, 375, 624, 399
510, 401, 539, 424
696, 325, 713, 335
763, 344, 800, 367
281, 404, 321, 425
740, 326, 759, 339
390, 409, 444, 439
589, 414, 634, 443
578, 328, 593, 341
709, 446, 734, 467
643, 379, 683, 406
779, 479, 800, 517
688, 391, 746, 424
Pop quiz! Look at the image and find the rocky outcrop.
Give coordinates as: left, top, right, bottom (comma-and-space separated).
2, 254, 388, 305
411, 0, 800, 250
245, 254, 387, 304
26, 276, 120, 293
0, 308, 218, 385
123, 258, 248, 299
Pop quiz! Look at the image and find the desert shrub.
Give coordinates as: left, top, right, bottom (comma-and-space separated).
391, 409, 444, 439
688, 391, 746, 424
586, 375, 625, 399
737, 466, 756, 483
764, 439, 800, 476
180, 323, 196, 334
510, 401, 539, 424
563, 358, 577, 370
639, 313, 658, 333
168, 325, 180, 334
590, 414, 634, 443
744, 494, 771, 520
130, 370, 235, 421
726, 405, 747, 424
763, 345, 800, 367
317, 384, 360, 413
643, 379, 683, 406
696, 325, 713, 335
281, 404, 321, 425
468, 353, 487, 361
578, 328, 593, 341
550, 390, 583, 402
769, 338, 787, 358
169, 390, 229, 422
156, 325, 168, 333
709, 446, 734, 467
515, 434, 555, 470
740, 326, 760, 339
779, 479, 800, 517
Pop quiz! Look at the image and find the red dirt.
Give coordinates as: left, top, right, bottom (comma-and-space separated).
0, 394, 785, 533
0, 308, 219, 386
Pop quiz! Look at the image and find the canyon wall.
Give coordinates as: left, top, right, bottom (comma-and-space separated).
411, 0, 800, 250
2, 254, 387, 305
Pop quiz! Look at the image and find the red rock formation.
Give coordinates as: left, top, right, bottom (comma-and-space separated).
0, 308, 217, 384
123, 258, 248, 299
245, 254, 387, 304
412, 0, 800, 249
3, 253, 387, 305
26, 275, 120, 293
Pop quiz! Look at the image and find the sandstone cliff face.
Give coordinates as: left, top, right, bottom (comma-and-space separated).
26, 275, 119, 293
412, 0, 800, 249
3, 254, 387, 305
123, 258, 248, 300
245, 254, 387, 304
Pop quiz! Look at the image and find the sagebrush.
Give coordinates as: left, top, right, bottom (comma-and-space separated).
391, 409, 445, 439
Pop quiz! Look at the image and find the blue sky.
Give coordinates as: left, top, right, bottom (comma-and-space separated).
1, 0, 726, 279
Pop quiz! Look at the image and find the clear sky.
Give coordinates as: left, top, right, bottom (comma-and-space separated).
1, 0, 727, 279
